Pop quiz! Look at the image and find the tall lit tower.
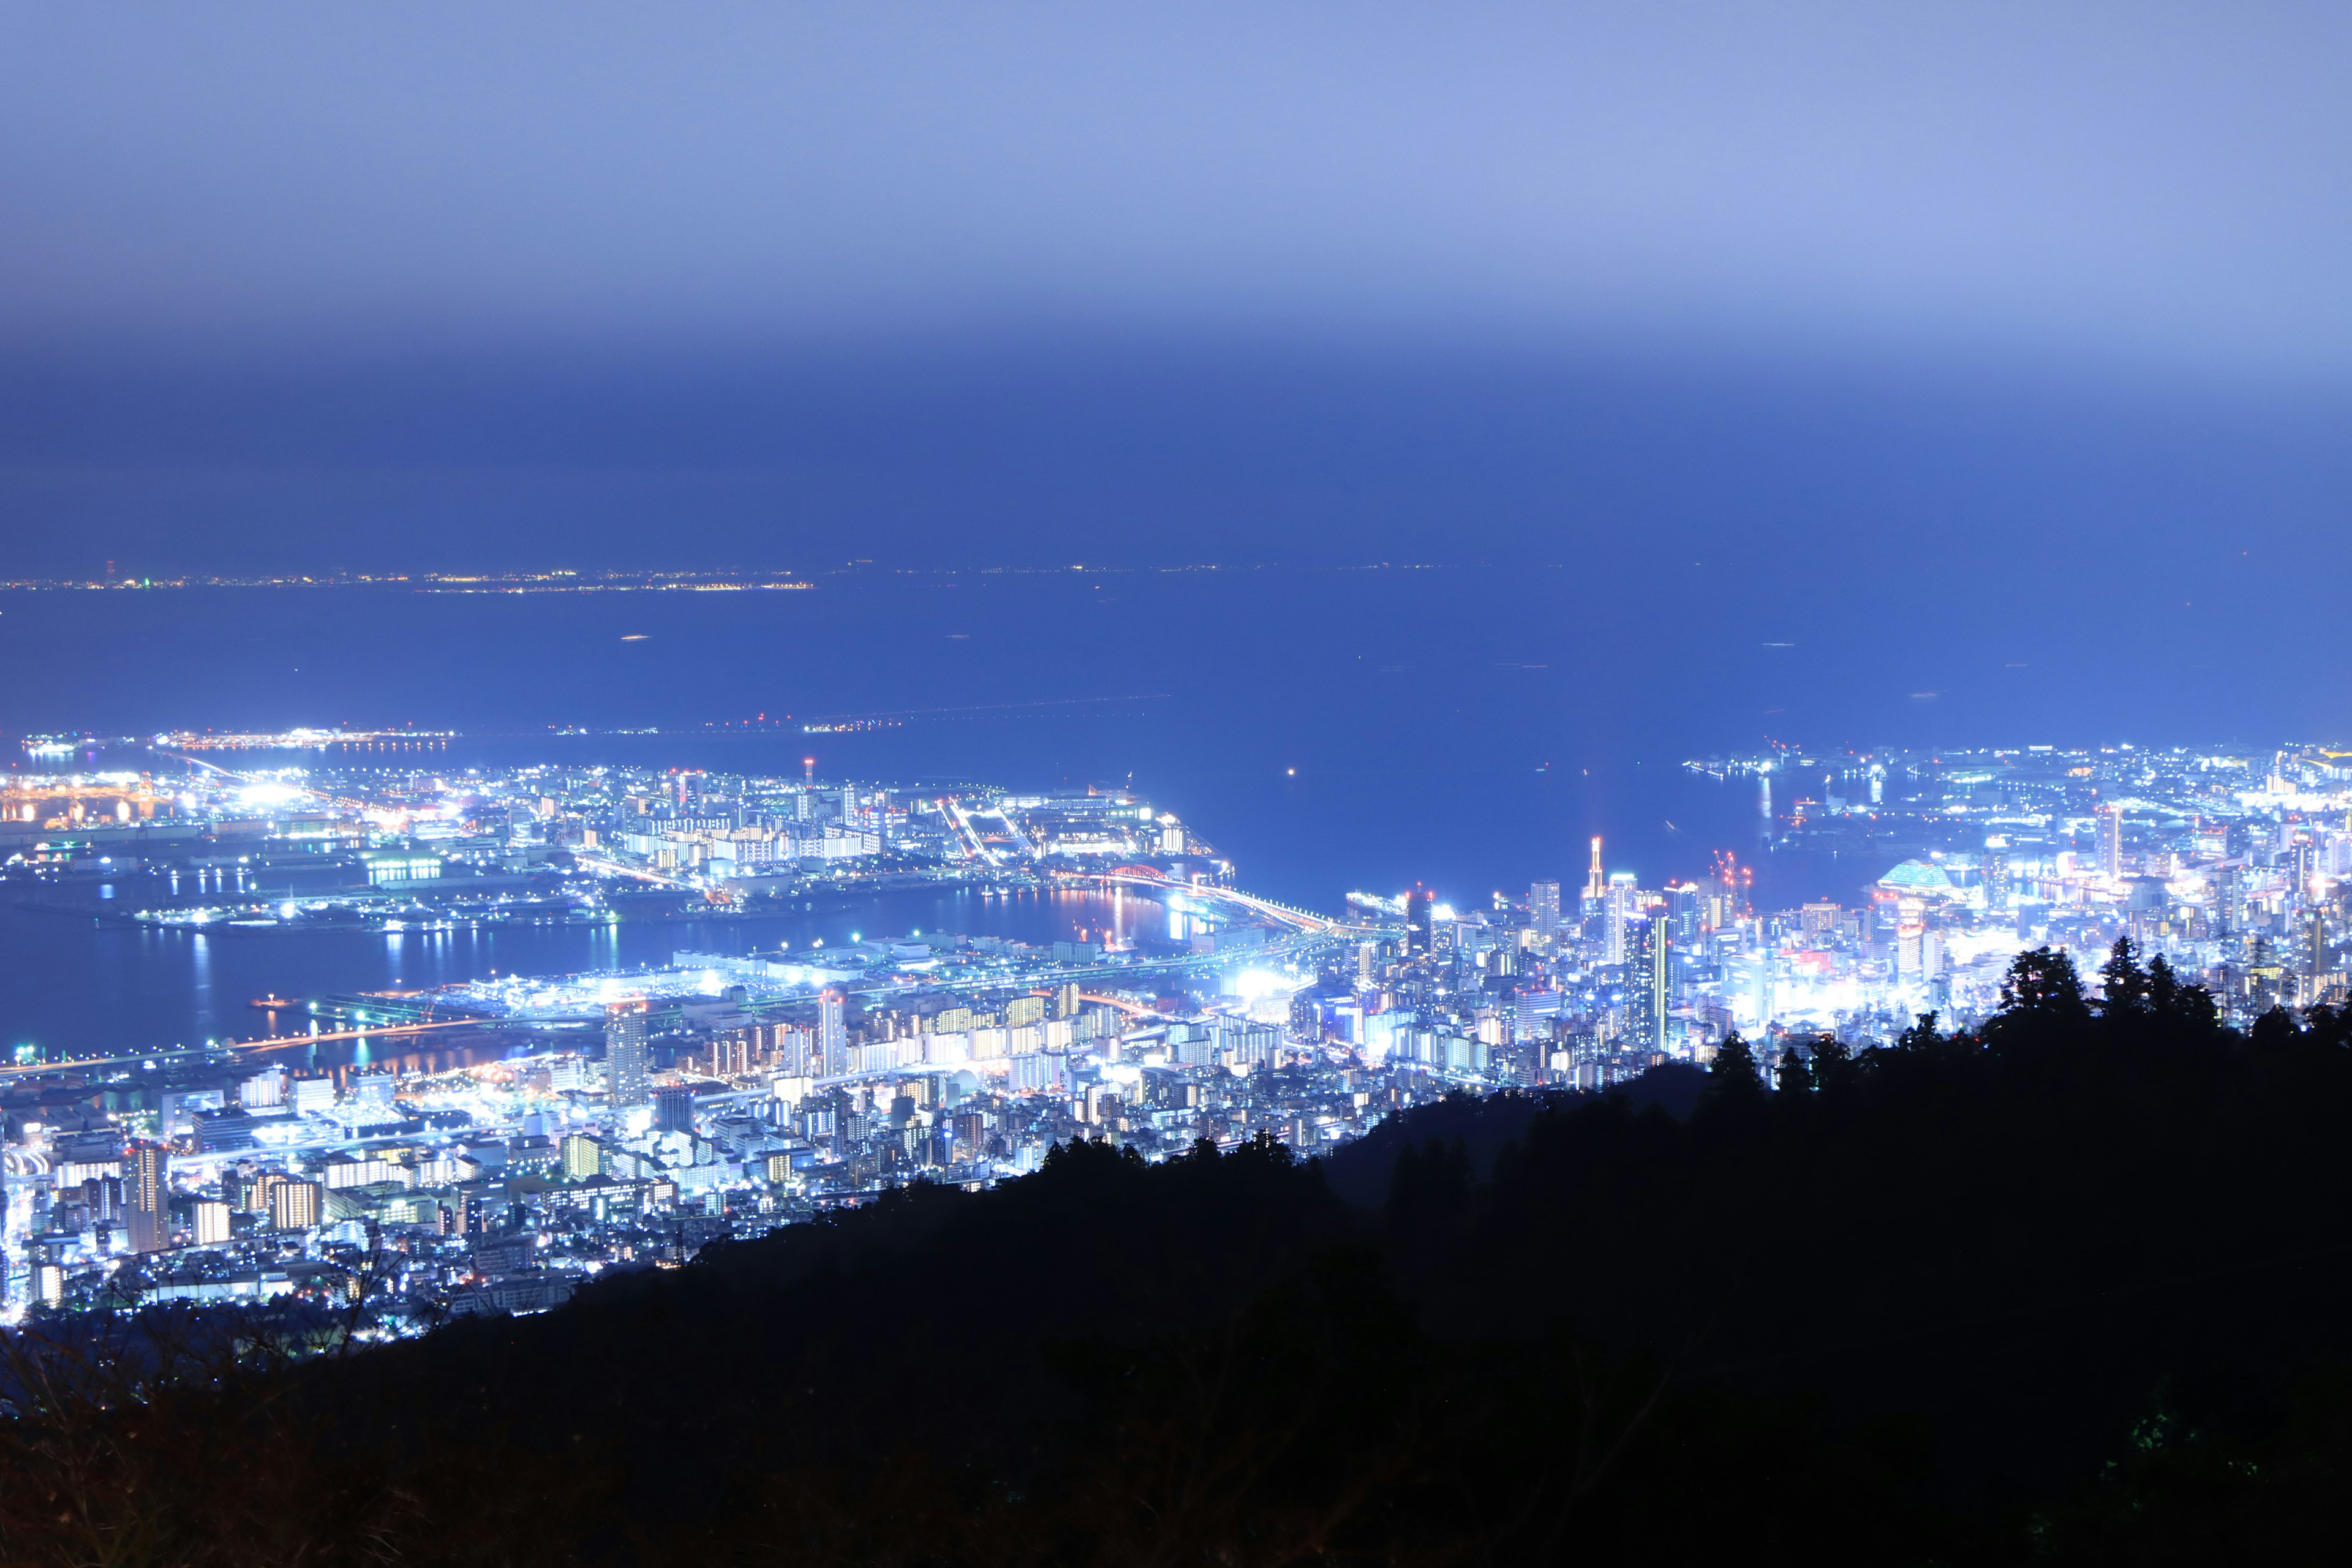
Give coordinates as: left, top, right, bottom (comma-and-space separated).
1604, 873, 1636, 965
2099, 805, 2123, 881
1529, 880, 1561, 943
2212, 864, 2241, 936
818, 987, 849, 1076
1583, 838, 1605, 908
127, 1142, 167, 1254
1983, 839, 2011, 910
606, 998, 650, 1110
1624, 916, 1669, 1052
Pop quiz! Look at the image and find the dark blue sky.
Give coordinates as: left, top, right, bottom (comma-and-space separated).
1, 2, 2346, 587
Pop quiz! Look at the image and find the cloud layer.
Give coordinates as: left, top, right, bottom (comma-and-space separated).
4, 2, 2347, 371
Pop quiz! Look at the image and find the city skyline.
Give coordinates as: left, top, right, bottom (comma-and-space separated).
3, 6, 2348, 1553
6, 731, 2344, 1316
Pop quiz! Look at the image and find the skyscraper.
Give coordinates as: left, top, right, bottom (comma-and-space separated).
653, 1085, 696, 1136
1529, 880, 1561, 943
1583, 837, 1605, 908
560, 1134, 605, 1182
2211, 865, 2242, 935
2099, 805, 2124, 881
1984, 842, 2011, 910
1667, 882, 1702, 943
606, 998, 650, 1110
1405, 888, 1433, 956
818, 987, 849, 1076
127, 1142, 167, 1254
1604, 873, 1637, 966
1624, 916, 1668, 1052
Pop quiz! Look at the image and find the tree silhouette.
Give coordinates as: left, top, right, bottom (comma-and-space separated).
2100, 936, 2151, 1015
1999, 946, 2090, 1019
1704, 1032, 1765, 1107
2252, 1005, 2299, 1051
2304, 1005, 2352, 1051
1808, 1034, 1855, 1091
1895, 1011, 1944, 1052
1385, 1135, 1471, 1233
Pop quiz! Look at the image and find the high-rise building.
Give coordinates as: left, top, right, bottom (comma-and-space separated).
1405, 888, 1434, 956
1583, 837, 1605, 908
606, 998, 650, 1110
1624, 916, 1668, 1051
236, 1065, 285, 1109
1604, 873, 1637, 966
1529, 880, 1561, 943
2099, 805, 2124, 881
192, 1199, 232, 1246
653, 1085, 696, 1136
266, 1178, 321, 1232
818, 987, 850, 1076
1984, 843, 2011, 910
126, 1142, 167, 1254
1667, 882, 1702, 943
560, 1134, 604, 1181
2211, 865, 2242, 935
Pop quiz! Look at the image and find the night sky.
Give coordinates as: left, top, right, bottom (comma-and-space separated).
1, 2, 2346, 612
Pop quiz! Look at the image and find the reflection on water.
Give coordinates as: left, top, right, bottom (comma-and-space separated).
0, 887, 1134, 1061
189, 932, 214, 1041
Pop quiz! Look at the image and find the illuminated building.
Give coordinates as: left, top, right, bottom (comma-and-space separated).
818, 987, 849, 1076
1583, 837, 1605, 909
127, 1142, 167, 1254
267, 1178, 322, 1231
1529, 880, 1561, 942
606, 998, 650, 1109
1667, 882, 1702, 942
15, 737, 2346, 1322
2211, 865, 2242, 935
1604, 873, 1637, 966
1624, 914, 1668, 1050
560, 1134, 604, 1181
